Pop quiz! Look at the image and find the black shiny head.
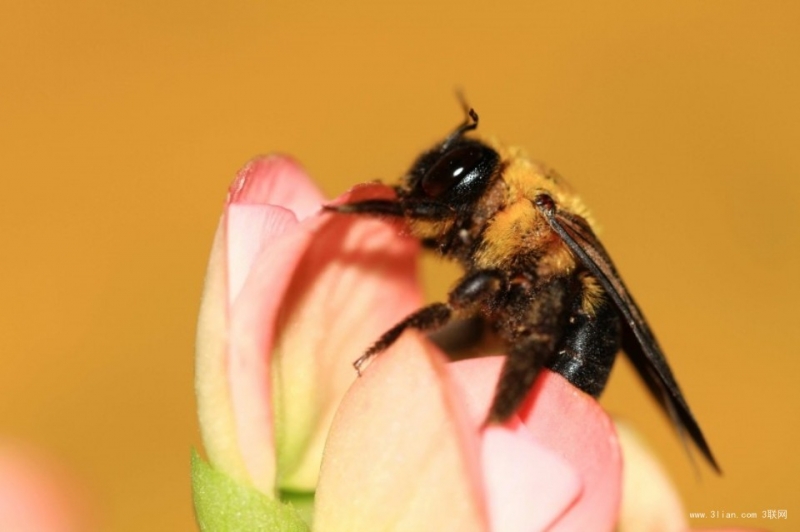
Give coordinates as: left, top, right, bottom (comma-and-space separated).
401, 107, 500, 208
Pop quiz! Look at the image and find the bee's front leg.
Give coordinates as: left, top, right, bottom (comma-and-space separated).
325, 198, 455, 220
354, 269, 507, 374
354, 303, 452, 374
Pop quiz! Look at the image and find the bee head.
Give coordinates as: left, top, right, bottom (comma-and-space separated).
399, 107, 500, 210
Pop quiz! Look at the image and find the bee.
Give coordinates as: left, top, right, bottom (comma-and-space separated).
327, 103, 720, 472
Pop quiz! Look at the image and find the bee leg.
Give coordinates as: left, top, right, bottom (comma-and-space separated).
354, 269, 506, 374
354, 303, 452, 374
324, 199, 404, 217
485, 277, 570, 424
448, 269, 505, 310
325, 199, 455, 220
485, 333, 556, 424
400, 199, 456, 220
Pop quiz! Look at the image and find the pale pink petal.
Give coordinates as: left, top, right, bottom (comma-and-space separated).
196, 155, 326, 491
225, 159, 335, 493
449, 358, 582, 532
226, 218, 318, 493
200, 204, 305, 489
270, 197, 422, 490
481, 426, 581, 532
196, 218, 250, 482
314, 333, 489, 532
199, 155, 424, 493
225, 155, 325, 306
227, 155, 324, 218
0, 443, 89, 532
519, 371, 622, 531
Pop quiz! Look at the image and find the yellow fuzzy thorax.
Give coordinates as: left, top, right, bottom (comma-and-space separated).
486, 137, 595, 228
473, 137, 596, 274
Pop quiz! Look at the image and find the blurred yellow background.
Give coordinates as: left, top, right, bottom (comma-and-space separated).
2, 1, 798, 530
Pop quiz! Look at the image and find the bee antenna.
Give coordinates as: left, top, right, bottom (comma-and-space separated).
441, 90, 479, 151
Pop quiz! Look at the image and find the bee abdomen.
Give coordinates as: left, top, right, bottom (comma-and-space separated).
547, 294, 621, 397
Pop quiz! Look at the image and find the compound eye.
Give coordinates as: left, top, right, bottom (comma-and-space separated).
421, 145, 492, 199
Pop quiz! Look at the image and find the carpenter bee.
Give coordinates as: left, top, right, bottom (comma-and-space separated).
327, 103, 720, 472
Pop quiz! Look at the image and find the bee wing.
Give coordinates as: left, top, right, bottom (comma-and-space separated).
544, 208, 721, 473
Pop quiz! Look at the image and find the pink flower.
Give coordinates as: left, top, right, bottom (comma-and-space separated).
193, 155, 746, 531
0, 441, 90, 532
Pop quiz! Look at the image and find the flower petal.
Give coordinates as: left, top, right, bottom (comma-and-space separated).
448, 358, 582, 532
199, 155, 423, 494
226, 218, 317, 493
0, 442, 89, 532
227, 155, 324, 218
196, 156, 326, 493
196, 217, 249, 483
518, 371, 622, 531
271, 196, 423, 490
226, 156, 324, 306
314, 333, 489, 532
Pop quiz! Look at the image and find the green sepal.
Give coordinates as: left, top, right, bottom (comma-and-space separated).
191, 449, 311, 532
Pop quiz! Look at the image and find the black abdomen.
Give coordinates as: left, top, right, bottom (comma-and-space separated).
547, 292, 621, 397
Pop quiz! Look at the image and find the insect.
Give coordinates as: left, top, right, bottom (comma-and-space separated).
327, 103, 720, 472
